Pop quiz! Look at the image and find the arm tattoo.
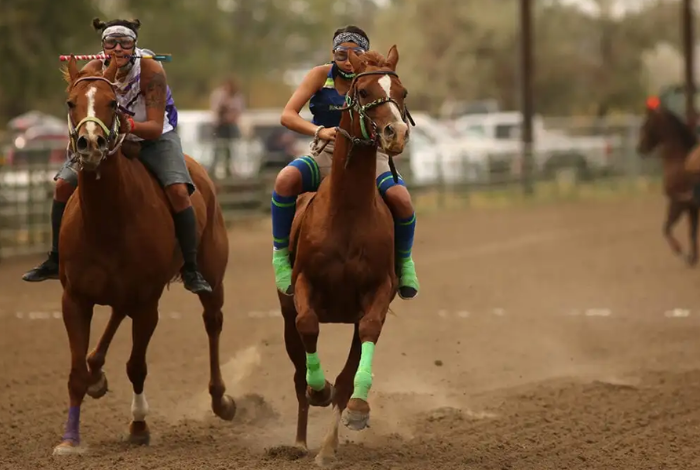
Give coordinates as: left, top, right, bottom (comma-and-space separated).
145, 71, 167, 109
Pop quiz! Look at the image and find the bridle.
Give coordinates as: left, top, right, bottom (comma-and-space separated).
66, 76, 126, 170
336, 69, 415, 184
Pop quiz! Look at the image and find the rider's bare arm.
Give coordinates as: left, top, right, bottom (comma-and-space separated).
132, 59, 167, 141
280, 65, 331, 136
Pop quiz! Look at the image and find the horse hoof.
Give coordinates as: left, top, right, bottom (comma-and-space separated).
53, 440, 86, 455
314, 450, 337, 467
306, 381, 334, 407
343, 398, 370, 431
86, 371, 108, 399
213, 394, 237, 421
127, 421, 150, 446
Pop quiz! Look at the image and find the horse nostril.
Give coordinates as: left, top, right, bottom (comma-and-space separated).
76, 136, 89, 152
383, 125, 395, 138
96, 135, 107, 150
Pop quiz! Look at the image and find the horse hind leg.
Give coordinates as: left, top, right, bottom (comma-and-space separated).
686, 205, 699, 266
85, 308, 126, 399
664, 200, 684, 256
124, 302, 159, 445
294, 273, 334, 408
315, 324, 362, 467
199, 283, 237, 421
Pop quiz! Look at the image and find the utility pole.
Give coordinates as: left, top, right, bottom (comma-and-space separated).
519, 0, 534, 195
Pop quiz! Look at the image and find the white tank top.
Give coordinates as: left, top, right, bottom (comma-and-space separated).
102, 47, 177, 142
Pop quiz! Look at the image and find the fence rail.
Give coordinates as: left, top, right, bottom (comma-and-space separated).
0, 136, 662, 261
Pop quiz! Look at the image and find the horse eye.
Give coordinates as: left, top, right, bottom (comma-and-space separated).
66, 100, 75, 109
359, 89, 369, 99
109, 100, 118, 109
403, 90, 408, 98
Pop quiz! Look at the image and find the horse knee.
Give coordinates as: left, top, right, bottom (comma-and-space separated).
54, 178, 76, 202
275, 166, 302, 196
165, 184, 190, 212
384, 185, 413, 218
295, 312, 319, 337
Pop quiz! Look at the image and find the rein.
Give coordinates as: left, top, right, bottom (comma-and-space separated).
335, 70, 415, 184
66, 76, 126, 172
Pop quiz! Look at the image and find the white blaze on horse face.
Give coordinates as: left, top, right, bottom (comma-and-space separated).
378, 74, 404, 123
85, 86, 98, 141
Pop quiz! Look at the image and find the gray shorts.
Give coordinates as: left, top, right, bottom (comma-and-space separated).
55, 130, 195, 195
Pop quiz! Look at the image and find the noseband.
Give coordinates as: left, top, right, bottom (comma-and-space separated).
335, 70, 415, 184
66, 76, 126, 169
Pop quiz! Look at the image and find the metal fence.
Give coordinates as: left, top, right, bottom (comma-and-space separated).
0, 122, 662, 261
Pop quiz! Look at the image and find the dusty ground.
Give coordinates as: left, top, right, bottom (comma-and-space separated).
3, 194, 700, 469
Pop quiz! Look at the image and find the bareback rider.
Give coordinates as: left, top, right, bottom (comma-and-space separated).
21, 17, 212, 294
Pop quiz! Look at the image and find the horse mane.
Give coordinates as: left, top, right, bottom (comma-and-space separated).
661, 107, 698, 149
360, 51, 390, 69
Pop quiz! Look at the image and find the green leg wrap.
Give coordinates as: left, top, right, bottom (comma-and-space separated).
351, 342, 375, 401
305, 352, 326, 391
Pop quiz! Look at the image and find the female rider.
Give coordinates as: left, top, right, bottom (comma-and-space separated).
21, 17, 212, 295
271, 25, 420, 300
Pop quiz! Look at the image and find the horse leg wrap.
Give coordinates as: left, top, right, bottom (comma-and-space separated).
305, 352, 327, 391
351, 342, 375, 401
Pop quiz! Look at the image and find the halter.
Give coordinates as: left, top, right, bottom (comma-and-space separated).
66, 76, 126, 170
336, 69, 415, 183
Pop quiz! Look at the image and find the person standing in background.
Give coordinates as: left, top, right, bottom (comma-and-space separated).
209, 76, 245, 176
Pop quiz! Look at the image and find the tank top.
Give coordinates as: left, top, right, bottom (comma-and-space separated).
101, 47, 178, 142
309, 64, 346, 129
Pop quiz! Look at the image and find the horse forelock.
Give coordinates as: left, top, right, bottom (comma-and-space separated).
360, 51, 390, 69
61, 66, 106, 93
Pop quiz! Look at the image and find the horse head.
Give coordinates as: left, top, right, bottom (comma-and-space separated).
637, 95, 697, 158
63, 56, 124, 172
342, 45, 411, 156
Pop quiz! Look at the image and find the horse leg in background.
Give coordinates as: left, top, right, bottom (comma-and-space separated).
664, 200, 685, 256
85, 308, 126, 399
198, 284, 237, 421
315, 324, 361, 466
124, 302, 159, 445
294, 273, 334, 408
279, 292, 310, 452
686, 204, 699, 266
343, 278, 394, 432
53, 292, 94, 455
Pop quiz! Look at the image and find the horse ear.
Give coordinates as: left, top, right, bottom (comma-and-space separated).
67, 55, 80, 82
348, 50, 365, 74
103, 55, 119, 82
386, 45, 399, 71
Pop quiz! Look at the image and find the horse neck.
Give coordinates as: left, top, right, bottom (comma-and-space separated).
328, 111, 379, 216
77, 150, 134, 235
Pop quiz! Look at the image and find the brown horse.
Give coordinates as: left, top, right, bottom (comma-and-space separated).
52, 56, 236, 455
276, 46, 409, 466
637, 95, 700, 266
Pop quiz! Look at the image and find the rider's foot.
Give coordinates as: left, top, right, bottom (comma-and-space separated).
181, 266, 212, 294
273, 248, 293, 296
22, 252, 59, 282
397, 257, 419, 300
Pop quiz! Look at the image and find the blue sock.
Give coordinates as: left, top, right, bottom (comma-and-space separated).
394, 212, 416, 259
271, 191, 297, 250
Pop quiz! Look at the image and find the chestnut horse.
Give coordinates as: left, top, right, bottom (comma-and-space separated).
637, 95, 700, 266
52, 56, 236, 455
276, 46, 410, 466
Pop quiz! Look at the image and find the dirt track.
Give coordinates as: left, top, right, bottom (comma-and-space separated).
3, 194, 700, 469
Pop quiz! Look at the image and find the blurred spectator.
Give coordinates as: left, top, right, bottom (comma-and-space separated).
209, 76, 245, 176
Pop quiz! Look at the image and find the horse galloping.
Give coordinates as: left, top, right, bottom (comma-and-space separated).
637, 95, 699, 266
52, 56, 236, 455
277, 46, 410, 466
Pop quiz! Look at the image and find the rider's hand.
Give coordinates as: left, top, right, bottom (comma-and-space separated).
318, 127, 336, 141
117, 111, 133, 135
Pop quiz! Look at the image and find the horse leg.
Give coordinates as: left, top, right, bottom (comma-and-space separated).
315, 324, 361, 467
294, 273, 334, 408
198, 284, 237, 421
124, 303, 159, 445
343, 279, 394, 432
664, 200, 684, 256
686, 205, 699, 266
85, 308, 126, 399
280, 293, 310, 452
53, 292, 94, 455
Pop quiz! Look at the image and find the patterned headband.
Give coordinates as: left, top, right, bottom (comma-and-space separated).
102, 25, 137, 40
333, 32, 369, 51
